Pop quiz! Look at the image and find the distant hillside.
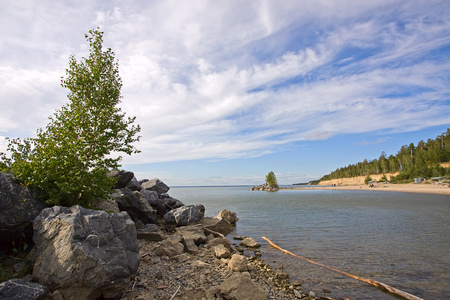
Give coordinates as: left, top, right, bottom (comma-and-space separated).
319, 129, 450, 183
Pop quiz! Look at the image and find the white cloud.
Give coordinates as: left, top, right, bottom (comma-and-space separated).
0, 0, 449, 169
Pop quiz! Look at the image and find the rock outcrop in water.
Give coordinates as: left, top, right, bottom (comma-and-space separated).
250, 182, 279, 191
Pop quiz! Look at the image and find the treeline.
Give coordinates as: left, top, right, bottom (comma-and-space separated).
320, 129, 450, 183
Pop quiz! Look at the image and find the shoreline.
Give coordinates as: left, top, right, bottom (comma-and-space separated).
282, 183, 450, 195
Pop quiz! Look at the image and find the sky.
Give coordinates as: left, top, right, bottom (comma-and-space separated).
1, 0, 450, 186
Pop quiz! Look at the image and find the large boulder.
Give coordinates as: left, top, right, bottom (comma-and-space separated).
216, 209, 238, 224
107, 170, 134, 189
154, 235, 184, 258
202, 217, 232, 236
164, 205, 203, 227
32, 205, 140, 300
0, 278, 49, 300
141, 178, 170, 195
110, 188, 157, 224
0, 172, 46, 251
141, 189, 167, 216
126, 176, 141, 191
217, 274, 268, 300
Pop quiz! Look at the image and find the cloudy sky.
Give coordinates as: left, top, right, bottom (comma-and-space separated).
1, 0, 449, 185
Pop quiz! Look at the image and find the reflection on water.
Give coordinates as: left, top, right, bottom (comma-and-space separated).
170, 187, 450, 299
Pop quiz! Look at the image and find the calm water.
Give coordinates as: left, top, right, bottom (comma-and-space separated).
169, 186, 450, 300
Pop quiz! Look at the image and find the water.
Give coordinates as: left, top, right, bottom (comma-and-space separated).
169, 186, 450, 299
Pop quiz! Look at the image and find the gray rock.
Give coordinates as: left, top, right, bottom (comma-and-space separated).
0, 172, 46, 251
110, 189, 157, 224
176, 224, 207, 245
32, 205, 140, 300
107, 170, 134, 189
218, 274, 268, 299
216, 209, 238, 224
154, 235, 184, 258
136, 224, 165, 241
161, 194, 184, 210
182, 238, 199, 254
207, 237, 233, 251
140, 190, 167, 216
214, 244, 231, 259
228, 254, 248, 272
164, 205, 203, 227
126, 176, 141, 191
0, 278, 49, 300
240, 237, 261, 248
141, 178, 170, 195
202, 217, 232, 236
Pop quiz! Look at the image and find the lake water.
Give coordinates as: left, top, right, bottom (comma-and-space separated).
169, 186, 450, 300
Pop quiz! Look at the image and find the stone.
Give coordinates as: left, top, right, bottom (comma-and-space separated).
163, 205, 203, 227
214, 244, 231, 259
32, 205, 140, 300
0, 278, 49, 300
240, 237, 261, 248
182, 238, 199, 254
216, 209, 238, 224
218, 274, 268, 300
202, 217, 232, 236
175, 224, 207, 245
141, 178, 170, 195
154, 236, 185, 258
107, 170, 134, 189
207, 237, 233, 251
141, 190, 167, 216
195, 204, 205, 216
126, 176, 141, 191
136, 224, 165, 241
110, 189, 157, 224
0, 172, 46, 251
228, 254, 248, 272
161, 194, 184, 210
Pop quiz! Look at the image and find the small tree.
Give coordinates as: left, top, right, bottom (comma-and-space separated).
0, 28, 141, 207
364, 174, 373, 185
266, 171, 279, 188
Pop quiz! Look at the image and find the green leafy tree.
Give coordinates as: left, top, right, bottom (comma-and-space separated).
0, 28, 141, 207
364, 174, 373, 185
266, 171, 279, 188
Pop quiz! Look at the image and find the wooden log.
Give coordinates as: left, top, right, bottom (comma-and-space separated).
261, 236, 424, 300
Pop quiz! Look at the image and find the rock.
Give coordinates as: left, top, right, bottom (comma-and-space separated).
126, 176, 141, 191
240, 237, 261, 248
161, 194, 184, 210
195, 204, 205, 216
0, 172, 46, 251
217, 274, 268, 300
250, 182, 279, 192
141, 178, 170, 195
107, 170, 134, 189
182, 238, 199, 254
202, 217, 232, 236
111, 189, 157, 224
32, 205, 140, 300
136, 224, 165, 241
154, 235, 184, 258
216, 209, 238, 224
176, 224, 207, 245
141, 190, 167, 216
91, 197, 120, 213
164, 205, 203, 227
228, 254, 248, 272
207, 237, 233, 251
214, 244, 231, 259
0, 278, 49, 300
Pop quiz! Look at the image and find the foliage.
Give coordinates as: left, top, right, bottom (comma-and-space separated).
266, 171, 279, 188
320, 129, 450, 182
364, 174, 373, 185
0, 28, 141, 207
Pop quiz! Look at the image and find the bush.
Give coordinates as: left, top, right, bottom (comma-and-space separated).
364, 174, 373, 185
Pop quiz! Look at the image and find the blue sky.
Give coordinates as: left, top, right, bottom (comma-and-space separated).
1, 1, 449, 186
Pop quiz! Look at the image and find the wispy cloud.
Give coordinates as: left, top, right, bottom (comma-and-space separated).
1, 0, 449, 168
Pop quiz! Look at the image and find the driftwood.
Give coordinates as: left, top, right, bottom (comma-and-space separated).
261, 236, 424, 300
203, 227, 226, 239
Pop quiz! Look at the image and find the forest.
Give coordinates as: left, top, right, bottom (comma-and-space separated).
319, 129, 450, 183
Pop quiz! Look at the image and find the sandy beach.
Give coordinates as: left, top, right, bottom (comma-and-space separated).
287, 182, 450, 195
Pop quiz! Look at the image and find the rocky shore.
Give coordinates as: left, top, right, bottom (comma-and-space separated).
0, 171, 329, 300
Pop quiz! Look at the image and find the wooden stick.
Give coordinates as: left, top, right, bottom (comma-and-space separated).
261, 236, 424, 300
170, 284, 182, 300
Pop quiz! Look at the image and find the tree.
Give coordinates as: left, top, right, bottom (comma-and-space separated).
266, 171, 279, 188
0, 28, 141, 206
